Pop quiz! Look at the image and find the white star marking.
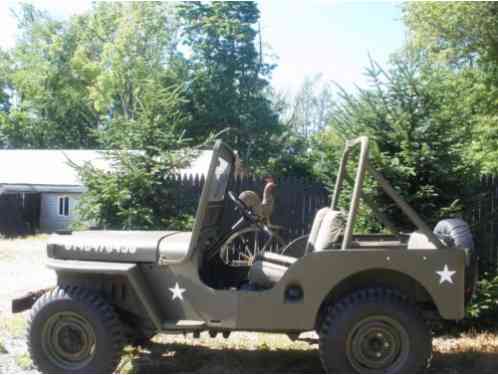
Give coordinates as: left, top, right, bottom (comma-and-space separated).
436, 265, 456, 285
169, 282, 186, 301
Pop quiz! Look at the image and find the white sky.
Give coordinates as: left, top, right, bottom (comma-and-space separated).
0, 0, 406, 93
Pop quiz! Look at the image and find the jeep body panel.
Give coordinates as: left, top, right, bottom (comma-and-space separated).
237, 247, 465, 331
149, 247, 464, 332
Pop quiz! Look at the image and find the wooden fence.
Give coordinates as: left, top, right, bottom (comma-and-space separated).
0, 193, 40, 238
464, 176, 498, 270
227, 176, 330, 239
171, 174, 331, 242
174, 175, 330, 239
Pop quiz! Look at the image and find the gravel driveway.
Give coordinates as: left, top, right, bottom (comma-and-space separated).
0, 236, 55, 373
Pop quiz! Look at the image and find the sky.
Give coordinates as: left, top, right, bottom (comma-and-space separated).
0, 0, 406, 94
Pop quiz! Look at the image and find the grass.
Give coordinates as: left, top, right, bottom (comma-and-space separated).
431, 330, 498, 373
0, 314, 27, 338
0, 338, 7, 354
14, 354, 33, 370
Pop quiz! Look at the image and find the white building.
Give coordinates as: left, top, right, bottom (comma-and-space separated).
0, 150, 212, 234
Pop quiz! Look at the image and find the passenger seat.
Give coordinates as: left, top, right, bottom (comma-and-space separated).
248, 208, 345, 288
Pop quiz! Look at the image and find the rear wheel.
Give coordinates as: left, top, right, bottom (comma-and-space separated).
27, 286, 124, 373
319, 288, 431, 373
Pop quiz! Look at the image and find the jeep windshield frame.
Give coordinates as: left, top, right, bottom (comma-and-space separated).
331, 136, 444, 250
187, 140, 236, 259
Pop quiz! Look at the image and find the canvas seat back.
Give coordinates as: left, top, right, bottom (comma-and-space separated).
306, 208, 345, 253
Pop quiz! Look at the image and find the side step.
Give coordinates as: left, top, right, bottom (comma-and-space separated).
162, 320, 206, 331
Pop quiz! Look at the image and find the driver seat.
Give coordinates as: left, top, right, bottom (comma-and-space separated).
248, 208, 345, 288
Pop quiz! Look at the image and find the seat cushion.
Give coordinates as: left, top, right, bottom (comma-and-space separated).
248, 260, 287, 288
248, 209, 346, 288
248, 252, 296, 288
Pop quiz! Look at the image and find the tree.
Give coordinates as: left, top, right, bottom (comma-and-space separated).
313, 54, 478, 229
283, 75, 335, 137
176, 2, 283, 168
403, 2, 498, 68
69, 2, 180, 142
263, 76, 336, 178
0, 4, 99, 148
75, 84, 197, 230
68, 3, 198, 230
0, 50, 10, 113
403, 2, 498, 173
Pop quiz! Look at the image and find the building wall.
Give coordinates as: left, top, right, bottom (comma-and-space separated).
39, 193, 82, 233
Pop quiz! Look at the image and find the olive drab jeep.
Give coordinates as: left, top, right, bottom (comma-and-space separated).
12, 137, 477, 373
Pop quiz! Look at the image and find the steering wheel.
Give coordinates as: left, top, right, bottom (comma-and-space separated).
228, 191, 259, 223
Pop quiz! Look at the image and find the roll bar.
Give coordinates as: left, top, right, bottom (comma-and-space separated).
331, 136, 444, 250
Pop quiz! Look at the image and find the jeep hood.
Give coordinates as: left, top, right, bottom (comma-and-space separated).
47, 230, 192, 263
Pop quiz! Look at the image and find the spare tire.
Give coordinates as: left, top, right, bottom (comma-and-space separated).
434, 218, 474, 250
434, 218, 477, 304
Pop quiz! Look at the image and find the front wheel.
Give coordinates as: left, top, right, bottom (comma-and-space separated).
27, 286, 124, 373
319, 288, 431, 373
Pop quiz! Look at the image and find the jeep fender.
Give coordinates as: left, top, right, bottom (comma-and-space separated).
46, 258, 162, 330
238, 248, 466, 332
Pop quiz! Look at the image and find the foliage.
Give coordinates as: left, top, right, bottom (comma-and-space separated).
403, 2, 498, 175
313, 53, 478, 229
176, 2, 283, 168
282, 75, 335, 137
258, 129, 314, 178
467, 273, 498, 323
0, 49, 10, 114
0, 4, 99, 148
76, 145, 198, 230
403, 2, 498, 68
75, 83, 198, 230
264, 75, 336, 179
69, 2, 179, 130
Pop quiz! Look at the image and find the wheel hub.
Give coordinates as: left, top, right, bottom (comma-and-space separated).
347, 316, 409, 373
42, 312, 96, 370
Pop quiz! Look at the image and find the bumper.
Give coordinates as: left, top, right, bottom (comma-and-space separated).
11, 288, 51, 313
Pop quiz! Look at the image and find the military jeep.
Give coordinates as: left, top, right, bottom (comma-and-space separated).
13, 137, 477, 373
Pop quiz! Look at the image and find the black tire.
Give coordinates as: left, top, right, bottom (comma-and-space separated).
319, 288, 431, 373
433, 218, 474, 250
27, 286, 124, 374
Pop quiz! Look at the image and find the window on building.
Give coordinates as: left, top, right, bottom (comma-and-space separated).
58, 196, 70, 217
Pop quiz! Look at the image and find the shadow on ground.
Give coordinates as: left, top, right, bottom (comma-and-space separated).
430, 351, 498, 373
125, 340, 498, 374
128, 341, 322, 373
